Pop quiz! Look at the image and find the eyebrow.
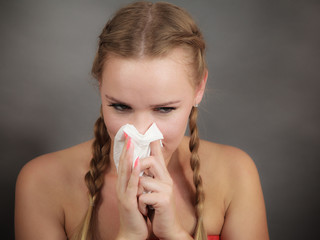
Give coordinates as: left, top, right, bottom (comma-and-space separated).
104, 94, 127, 104
104, 94, 181, 107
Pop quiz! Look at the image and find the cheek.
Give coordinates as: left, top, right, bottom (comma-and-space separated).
157, 109, 191, 157
101, 107, 127, 141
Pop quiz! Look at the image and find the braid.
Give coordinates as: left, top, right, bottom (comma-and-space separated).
71, 107, 111, 240
189, 107, 207, 240
85, 108, 111, 202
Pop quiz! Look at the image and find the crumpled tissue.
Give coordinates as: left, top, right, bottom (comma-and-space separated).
113, 123, 163, 176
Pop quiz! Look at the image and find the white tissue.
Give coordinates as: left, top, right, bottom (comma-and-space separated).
113, 123, 164, 175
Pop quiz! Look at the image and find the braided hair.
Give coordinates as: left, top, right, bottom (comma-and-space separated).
73, 2, 207, 239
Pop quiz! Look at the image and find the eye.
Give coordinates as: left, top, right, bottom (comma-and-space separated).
109, 103, 131, 112
154, 107, 176, 113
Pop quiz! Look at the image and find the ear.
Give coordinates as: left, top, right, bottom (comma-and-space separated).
194, 69, 208, 106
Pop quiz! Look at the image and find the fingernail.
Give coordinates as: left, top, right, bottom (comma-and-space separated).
134, 157, 139, 168
126, 137, 131, 150
124, 132, 128, 139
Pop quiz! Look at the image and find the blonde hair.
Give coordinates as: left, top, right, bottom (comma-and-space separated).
73, 1, 207, 239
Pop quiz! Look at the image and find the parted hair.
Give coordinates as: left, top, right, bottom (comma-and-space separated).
72, 1, 207, 239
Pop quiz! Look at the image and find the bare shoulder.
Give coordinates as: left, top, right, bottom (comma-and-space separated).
181, 137, 259, 198
198, 139, 258, 182
181, 136, 256, 178
199, 139, 263, 206
16, 140, 92, 193
15, 140, 93, 240
198, 139, 269, 239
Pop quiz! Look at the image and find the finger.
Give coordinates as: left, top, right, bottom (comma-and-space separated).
150, 140, 166, 168
138, 195, 148, 216
126, 156, 140, 197
138, 192, 165, 210
150, 140, 162, 157
117, 137, 134, 193
137, 188, 151, 216
139, 156, 165, 180
137, 178, 145, 196
139, 175, 167, 193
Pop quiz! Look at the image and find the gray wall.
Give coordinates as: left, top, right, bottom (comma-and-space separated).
1, 0, 319, 239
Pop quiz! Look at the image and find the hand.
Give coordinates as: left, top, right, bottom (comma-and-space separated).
137, 140, 189, 239
116, 137, 148, 240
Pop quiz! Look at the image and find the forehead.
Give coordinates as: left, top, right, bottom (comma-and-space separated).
100, 49, 195, 95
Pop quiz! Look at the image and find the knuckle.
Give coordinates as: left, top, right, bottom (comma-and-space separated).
138, 193, 146, 202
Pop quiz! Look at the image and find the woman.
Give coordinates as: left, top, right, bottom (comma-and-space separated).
15, 2, 269, 240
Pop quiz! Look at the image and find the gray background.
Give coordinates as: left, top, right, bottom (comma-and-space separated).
1, 0, 319, 239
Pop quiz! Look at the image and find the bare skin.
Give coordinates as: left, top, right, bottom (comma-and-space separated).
15, 137, 268, 239
15, 49, 269, 239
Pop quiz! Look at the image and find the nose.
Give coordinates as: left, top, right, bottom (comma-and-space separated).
131, 112, 153, 135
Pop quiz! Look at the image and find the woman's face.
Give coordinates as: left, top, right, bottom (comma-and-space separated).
100, 48, 206, 163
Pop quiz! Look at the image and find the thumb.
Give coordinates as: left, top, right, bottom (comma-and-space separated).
150, 140, 166, 167
150, 140, 162, 157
